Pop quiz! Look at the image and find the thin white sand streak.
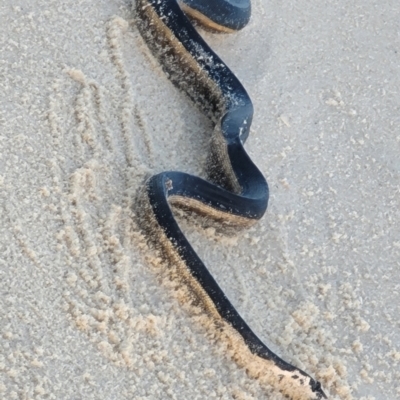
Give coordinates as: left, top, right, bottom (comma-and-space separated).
90, 81, 116, 154
66, 69, 126, 176
55, 165, 137, 368
46, 70, 131, 302
65, 212, 148, 370
44, 70, 149, 373
56, 185, 150, 372
47, 79, 65, 149
0, 313, 49, 398
255, 0, 266, 17
67, 68, 108, 162
46, 78, 109, 296
67, 163, 107, 290
100, 205, 131, 297
106, 16, 154, 168
89, 79, 140, 286
59, 169, 167, 372
2, 202, 44, 271
71, 71, 117, 160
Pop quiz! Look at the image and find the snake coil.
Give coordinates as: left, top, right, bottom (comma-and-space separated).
135, 0, 327, 398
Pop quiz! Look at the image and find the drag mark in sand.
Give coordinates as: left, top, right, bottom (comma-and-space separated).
106, 17, 154, 169
44, 17, 159, 374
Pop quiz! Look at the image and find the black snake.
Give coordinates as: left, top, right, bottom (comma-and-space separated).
135, 0, 327, 398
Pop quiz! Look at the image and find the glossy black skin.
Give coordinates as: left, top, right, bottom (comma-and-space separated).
181, 0, 251, 30
136, 0, 327, 398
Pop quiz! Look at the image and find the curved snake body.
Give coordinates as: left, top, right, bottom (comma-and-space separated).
135, 1, 327, 398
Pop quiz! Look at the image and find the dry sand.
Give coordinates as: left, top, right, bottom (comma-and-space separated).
1, 0, 399, 399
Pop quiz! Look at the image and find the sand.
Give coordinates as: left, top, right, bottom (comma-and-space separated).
1, 0, 399, 399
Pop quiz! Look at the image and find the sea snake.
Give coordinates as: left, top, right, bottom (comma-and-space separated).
135, 0, 327, 398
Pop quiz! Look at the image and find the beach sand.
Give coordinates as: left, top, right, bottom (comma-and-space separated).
1, 0, 399, 398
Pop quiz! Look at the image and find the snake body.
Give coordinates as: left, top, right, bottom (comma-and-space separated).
135, 0, 327, 398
